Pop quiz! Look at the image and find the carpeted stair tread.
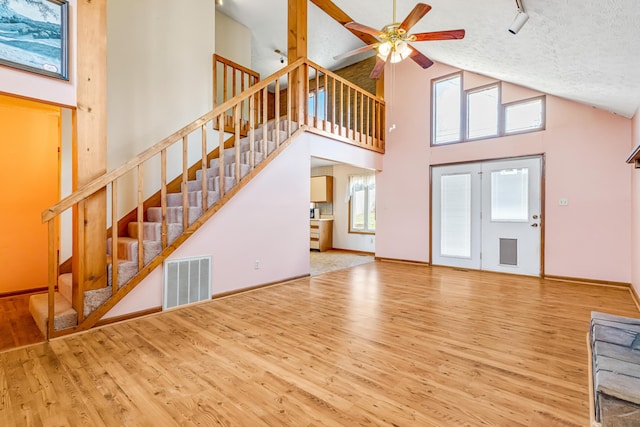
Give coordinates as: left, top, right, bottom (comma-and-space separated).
107, 259, 138, 288
147, 206, 203, 224
127, 221, 183, 244
166, 190, 220, 208
29, 292, 77, 336
107, 237, 162, 266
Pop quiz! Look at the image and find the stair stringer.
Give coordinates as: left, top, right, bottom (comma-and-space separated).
72, 125, 307, 333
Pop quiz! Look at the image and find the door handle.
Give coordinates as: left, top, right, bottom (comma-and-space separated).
532, 214, 539, 219
531, 223, 539, 228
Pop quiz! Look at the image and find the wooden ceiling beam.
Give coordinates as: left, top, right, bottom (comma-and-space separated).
309, 0, 379, 46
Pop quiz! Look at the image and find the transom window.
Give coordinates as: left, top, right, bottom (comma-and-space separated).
432, 73, 545, 145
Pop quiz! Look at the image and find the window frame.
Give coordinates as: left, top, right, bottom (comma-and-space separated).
308, 87, 326, 121
348, 175, 376, 235
503, 96, 546, 136
466, 83, 501, 141
431, 72, 546, 146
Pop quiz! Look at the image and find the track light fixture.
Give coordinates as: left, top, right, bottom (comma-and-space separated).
275, 49, 286, 64
509, 0, 529, 34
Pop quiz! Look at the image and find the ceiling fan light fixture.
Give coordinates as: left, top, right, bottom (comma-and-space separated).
377, 40, 392, 57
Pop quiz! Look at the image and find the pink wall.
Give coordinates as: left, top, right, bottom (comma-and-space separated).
631, 111, 640, 294
377, 60, 633, 283
0, 0, 76, 107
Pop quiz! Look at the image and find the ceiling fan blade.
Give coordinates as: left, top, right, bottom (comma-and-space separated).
399, 3, 432, 33
333, 43, 377, 61
345, 21, 382, 37
408, 46, 434, 69
369, 55, 389, 79
412, 29, 466, 42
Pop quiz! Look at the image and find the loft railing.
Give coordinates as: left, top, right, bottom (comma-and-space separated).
41, 57, 385, 339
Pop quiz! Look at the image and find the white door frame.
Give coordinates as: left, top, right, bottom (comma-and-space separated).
430, 154, 545, 276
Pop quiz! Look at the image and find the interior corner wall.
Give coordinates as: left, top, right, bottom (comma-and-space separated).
631, 110, 640, 295
377, 59, 632, 283
0, 0, 77, 106
107, 0, 215, 216
215, 11, 252, 69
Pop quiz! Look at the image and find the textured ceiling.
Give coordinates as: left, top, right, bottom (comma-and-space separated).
216, 0, 640, 118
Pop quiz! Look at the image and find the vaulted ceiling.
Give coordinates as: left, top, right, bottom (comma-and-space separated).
216, 0, 640, 119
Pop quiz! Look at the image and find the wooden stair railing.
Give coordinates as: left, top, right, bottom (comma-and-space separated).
41, 57, 385, 339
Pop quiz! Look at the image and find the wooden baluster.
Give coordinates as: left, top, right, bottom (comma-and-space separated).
249, 95, 256, 170
47, 219, 57, 339
304, 64, 310, 126
366, 97, 371, 147
262, 87, 268, 156
331, 77, 336, 135
360, 92, 364, 143
324, 73, 328, 132
182, 135, 189, 231
234, 104, 241, 183
352, 86, 357, 141
160, 149, 167, 249
201, 124, 208, 213
137, 165, 144, 270
218, 114, 226, 198
340, 81, 344, 136
76, 199, 86, 324
380, 102, 385, 151
314, 68, 319, 129
111, 180, 118, 295
345, 86, 352, 138
213, 56, 218, 109
240, 70, 245, 131
223, 64, 228, 104
275, 79, 280, 147
372, 101, 377, 146
287, 72, 292, 138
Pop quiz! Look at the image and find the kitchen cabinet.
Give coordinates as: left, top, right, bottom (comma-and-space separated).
310, 176, 333, 203
310, 219, 333, 251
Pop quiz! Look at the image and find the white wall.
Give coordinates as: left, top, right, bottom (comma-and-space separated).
332, 164, 376, 253
107, 0, 215, 215
0, 0, 77, 106
215, 11, 252, 69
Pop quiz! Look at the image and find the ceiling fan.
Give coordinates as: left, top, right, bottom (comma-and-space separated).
334, 1, 465, 79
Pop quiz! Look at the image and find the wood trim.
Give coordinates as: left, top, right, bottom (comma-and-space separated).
329, 248, 374, 256
0, 287, 49, 299
629, 285, 640, 312
212, 274, 310, 300
306, 126, 384, 154
543, 274, 632, 289
94, 306, 162, 328
375, 257, 430, 266
212, 54, 259, 81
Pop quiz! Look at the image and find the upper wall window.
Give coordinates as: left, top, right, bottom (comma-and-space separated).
431, 73, 545, 145
308, 89, 326, 120
433, 75, 461, 144
505, 97, 544, 134
467, 85, 499, 140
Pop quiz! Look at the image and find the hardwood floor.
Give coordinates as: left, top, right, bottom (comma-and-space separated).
1, 262, 638, 426
0, 292, 44, 352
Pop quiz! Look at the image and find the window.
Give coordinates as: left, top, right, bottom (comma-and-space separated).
433, 75, 461, 144
348, 175, 375, 233
432, 73, 545, 145
308, 89, 326, 120
505, 98, 544, 134
467, 85, 499, 140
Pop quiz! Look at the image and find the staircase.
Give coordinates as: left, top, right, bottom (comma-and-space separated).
33, 57, 385, 339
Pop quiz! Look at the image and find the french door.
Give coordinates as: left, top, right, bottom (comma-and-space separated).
431, 156, 542, 276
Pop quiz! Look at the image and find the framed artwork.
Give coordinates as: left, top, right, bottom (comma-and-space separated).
0, 0, 68, 80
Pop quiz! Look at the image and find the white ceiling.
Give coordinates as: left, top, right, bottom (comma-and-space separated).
216, 0, 640, 119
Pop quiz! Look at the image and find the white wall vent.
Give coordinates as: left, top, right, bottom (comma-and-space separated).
163, 256, 212, 310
